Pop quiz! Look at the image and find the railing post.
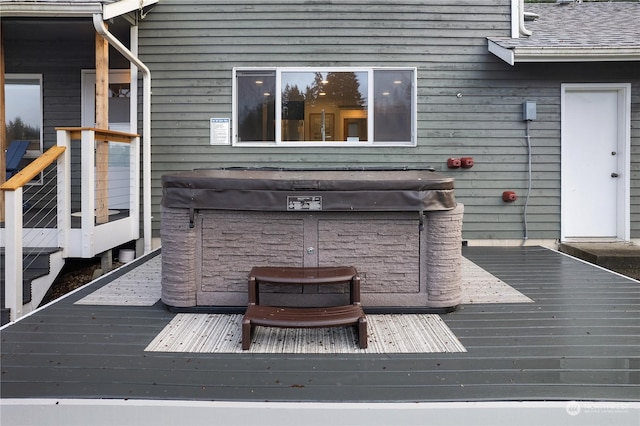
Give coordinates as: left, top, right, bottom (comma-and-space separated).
81, 129, 96, 257
130, 136, 141, 239
5, 188, 24, 321
57, 129, 71, 256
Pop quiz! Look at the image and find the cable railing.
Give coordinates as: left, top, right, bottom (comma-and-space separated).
22, 164, 60, 271
1, 145, 66, 321
58, 128, 140, 259
1, 127, 140, 322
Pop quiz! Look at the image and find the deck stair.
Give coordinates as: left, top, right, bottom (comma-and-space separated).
2, 128, 143, 325
0, 248, 64, 325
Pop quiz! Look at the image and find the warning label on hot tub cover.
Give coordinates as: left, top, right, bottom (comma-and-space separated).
287, 196, 322, 211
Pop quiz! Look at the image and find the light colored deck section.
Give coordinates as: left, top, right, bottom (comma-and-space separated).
460, 257, 534, 304
145, 313, 467, 354
74, 256, 162, 306
73, 255, 532, 307
134, 254, 526, 354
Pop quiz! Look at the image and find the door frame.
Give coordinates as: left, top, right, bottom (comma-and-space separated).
81, 69, 135, 132
560, 83, 631, 242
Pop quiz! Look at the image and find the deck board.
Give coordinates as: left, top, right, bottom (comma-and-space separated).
1, 246, 638, 404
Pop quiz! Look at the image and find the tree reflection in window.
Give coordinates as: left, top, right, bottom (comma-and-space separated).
282, 71, 367, 142
235, 67, 415, 145
5, 77, 42, 151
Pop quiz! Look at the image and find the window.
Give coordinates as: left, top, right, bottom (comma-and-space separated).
233, 67, 416, 146
4, 74, 43, 183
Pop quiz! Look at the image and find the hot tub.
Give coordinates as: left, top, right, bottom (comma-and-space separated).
161, 169, 464, 311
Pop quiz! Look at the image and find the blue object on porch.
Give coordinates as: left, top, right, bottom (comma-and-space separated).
5, 140, 30, 180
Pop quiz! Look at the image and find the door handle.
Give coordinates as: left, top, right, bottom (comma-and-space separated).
611, 173, 619, 178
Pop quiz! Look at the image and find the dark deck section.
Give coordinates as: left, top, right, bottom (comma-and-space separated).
1, 247, 638, 403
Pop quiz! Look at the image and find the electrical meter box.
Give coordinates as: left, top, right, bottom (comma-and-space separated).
523, 101, 537, 121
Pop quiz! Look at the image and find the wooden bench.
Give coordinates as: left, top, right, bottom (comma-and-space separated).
242, 266, 367, 350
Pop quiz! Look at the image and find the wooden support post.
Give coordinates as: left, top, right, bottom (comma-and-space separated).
1, 25, 7, 221
95, 28, 109, 225
95, 27, 112, 273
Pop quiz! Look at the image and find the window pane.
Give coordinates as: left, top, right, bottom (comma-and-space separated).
374, 70, 412, 142
281, 71, 367, 142
237, 71, 275, 142
5, 78, 42, 153
108, 82, 131, 124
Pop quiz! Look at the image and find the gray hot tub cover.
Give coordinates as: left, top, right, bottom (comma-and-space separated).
161, 169, 456, 212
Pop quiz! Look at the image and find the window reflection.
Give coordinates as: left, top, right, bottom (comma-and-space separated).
5, 76, 42, 155
234, 67, 415, 146
281, 71, 368, 142
108, 82, 131, 125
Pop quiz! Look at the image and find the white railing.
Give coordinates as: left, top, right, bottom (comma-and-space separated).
2, 145, 66, 320
1, 127, 140, 322
56, 128, 140, 258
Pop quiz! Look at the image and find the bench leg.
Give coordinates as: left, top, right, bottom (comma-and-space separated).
358, 317, 368, 349
242, 317, 252, 350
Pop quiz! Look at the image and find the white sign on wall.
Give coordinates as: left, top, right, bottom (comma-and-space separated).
210, 118, 231, 145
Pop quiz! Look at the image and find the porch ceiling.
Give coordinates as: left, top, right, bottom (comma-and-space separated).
0, 0, 157, 18
2, 18, 130, 43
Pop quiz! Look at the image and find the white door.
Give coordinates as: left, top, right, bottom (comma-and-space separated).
561, 84, 630, 241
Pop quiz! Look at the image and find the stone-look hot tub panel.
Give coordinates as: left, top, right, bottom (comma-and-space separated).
161, 169, 463, 310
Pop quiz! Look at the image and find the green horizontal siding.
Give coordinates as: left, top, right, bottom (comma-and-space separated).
140, 1, 639, 241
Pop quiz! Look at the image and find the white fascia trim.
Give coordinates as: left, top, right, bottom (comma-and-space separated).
511, 47, 640, 63
0, 3, 102, 17
0, 0, 159, 19
489, 42, 640, 64
488, 40, 515, 66
103, 0, 159, 20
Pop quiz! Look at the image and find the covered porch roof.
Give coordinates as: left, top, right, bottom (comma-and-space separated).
489, 2, 640, 65
0, 0, 158, 253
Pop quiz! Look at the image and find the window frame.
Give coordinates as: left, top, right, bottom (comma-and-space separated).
232, 67, 417, 147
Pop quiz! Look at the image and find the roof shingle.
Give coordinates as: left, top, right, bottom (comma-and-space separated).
489, 2, 640, 63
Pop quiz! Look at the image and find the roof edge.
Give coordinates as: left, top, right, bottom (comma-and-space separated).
488, 40, 640, 64
0, 2, 103, 17
0, 0, 158, 19
488, 40, 515, 66
103, 0, 158, 20
514, 48, 640, 63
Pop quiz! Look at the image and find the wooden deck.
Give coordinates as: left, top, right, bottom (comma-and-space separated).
1, 246, 638, 425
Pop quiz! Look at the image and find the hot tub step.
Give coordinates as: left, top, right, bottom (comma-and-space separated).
242, 266, 367, 350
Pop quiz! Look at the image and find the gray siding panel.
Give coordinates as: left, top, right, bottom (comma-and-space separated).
140, 1, 639, 241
